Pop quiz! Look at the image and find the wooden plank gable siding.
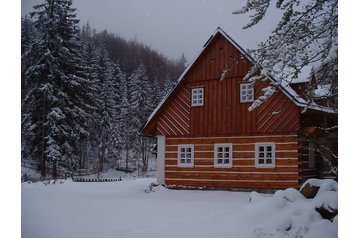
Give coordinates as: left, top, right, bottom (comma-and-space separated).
143, 32, 301, 137
164, 33, 300, 137
156, 84, 190, 136
164, 135, 300, 190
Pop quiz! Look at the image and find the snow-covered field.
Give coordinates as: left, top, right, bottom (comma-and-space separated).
22, 178, 337, 238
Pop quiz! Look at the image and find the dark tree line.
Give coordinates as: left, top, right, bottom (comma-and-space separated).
21, 0, 185, 179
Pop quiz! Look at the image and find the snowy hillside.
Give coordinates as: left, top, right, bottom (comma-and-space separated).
22, 178, 337, 238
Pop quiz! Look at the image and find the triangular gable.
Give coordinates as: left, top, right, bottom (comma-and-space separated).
141, 27, 335, 135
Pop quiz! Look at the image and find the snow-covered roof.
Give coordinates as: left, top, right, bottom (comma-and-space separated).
142, 27, 336, 133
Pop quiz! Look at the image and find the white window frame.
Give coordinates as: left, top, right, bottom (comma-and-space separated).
191, 87, 204, 107
214, 143, 232, 168
240, 83, 254, 103
177, 144, 194, 168
255, 142, 275, 168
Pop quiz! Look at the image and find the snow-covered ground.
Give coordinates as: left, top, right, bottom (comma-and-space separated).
22, 178, 337, 238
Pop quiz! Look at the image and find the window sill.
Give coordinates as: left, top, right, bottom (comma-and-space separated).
178, 164, 194, 168
214, 164, 232, 168
255, 164, 275, 168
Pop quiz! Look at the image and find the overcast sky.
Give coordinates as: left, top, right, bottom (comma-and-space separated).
21, 0, 281, 62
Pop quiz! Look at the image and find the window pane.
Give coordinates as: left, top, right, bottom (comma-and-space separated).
259, 153, 265, 158
193, 95, 197, 99
218, 153, 223, 158
267, 159, 272, 164
218, 147, 223, 152
225, 147, 230, 152
218, 159, 223, 164
180, 159, 185, 163
224, 159, 230, 164
242, 96, 247, 100
180, 153, 185, 158
186, 148, 191, 153
224, 153, 230, 158
242, 85, 247, 90
247, 90, 252, 95
242, 91, 247, 95
267, 146, 272, 151
186, 153, 191, 158
267, 153, 272, 158
259, 146, 264, 151
181, 148, 185, 153
186, 159, 191, 164
258, 159, 265, 164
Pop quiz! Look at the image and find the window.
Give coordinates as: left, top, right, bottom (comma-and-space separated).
192, 87, 204, 106
214, 144, 232, 168
255, 143, 275, 168
240, 83, 254, 102
177, 144, 194, 167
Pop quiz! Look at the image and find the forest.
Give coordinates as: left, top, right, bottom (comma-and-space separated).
21, 0, 186, 179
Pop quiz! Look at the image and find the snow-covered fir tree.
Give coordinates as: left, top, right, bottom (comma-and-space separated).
22, 0, 94, 178
94, 46, 118, 171
21, 5, 186, 178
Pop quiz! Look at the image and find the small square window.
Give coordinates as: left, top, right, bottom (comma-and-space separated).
178, 145, 194, 167
215, 144, 232, 168
255, 143, 275, 168
240, 83, 254, 103
192, 87, 204, 106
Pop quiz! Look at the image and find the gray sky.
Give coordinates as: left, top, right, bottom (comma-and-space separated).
21, 0, 281, 62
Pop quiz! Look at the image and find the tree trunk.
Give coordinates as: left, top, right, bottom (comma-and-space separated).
52, 160, 57, 179
125, 145, 129, 173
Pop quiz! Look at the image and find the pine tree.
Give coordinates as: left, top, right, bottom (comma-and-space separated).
110, 64, 126, 164
22, 0, 94, 178
118, 77, 132, 172
127, 63, 153, 172
94, 46, 117, 171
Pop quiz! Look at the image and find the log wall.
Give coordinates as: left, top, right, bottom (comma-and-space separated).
164, 134, 301, 190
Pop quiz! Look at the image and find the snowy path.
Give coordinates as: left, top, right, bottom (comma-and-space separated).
22, 178, 251, 238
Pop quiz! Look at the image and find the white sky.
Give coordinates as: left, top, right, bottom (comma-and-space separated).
21, 0, 281, 62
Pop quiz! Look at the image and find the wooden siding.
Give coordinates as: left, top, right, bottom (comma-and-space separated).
156, 83, 190, 136
145, 33, 301, 137
164, 135, 300, 190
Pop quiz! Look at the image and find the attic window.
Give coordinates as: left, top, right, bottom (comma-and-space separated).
240, 83, 254, 103
191, 87, 204, 107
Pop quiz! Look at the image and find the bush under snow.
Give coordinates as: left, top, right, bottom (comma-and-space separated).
243, 179, 338, 237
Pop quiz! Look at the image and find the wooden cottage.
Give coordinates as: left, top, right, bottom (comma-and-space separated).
141, 28, 337, 190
